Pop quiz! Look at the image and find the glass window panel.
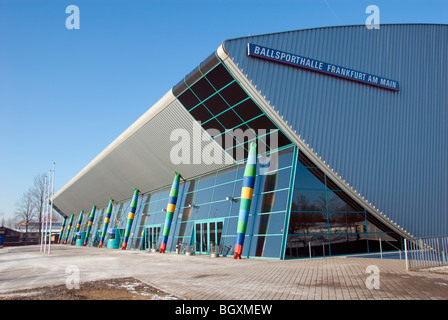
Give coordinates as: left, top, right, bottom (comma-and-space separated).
195, 190, 213, 205
221, 131, 238, 150
189, 104, 213, 124
329, 234, 368, 256
231, 99, 263, 122
255, 189, 289, 213
219, 81, 248, 107
233, 179, 243, 198
277, 131, 292, 148
327, 190, 364, 212
178, 89, 200, 111
148, 201, 160, 214
193, 204, 210, 220
279, 146, 294, 166
294, 162, 326, 190
285, 235, 329, 259
247, 115, 277, 132
209, 201, 231, 219
216, 166, 237, 185
205, 64, 234, 91
195, 223, 201, 251
258, 172, 280, 194
251, 212, 286, 235
157, 189, 170, 201
231, 145, 248, 162
275, 168, 292, 190
225, 217, 239, 235
288, 212, 328, 234
212, 183, 235, 202
220, 235, 236, 257
191, 77, 215, 101
249, 235, 282, 258
202, 118, 224, 137
292, 189, 327, 212
216, 109, 242, 130
328, 212, 366, 233
153, 212, 166, 225
231, 126, 257, 145
197, 173, 216, 191
203, 94, 230, 116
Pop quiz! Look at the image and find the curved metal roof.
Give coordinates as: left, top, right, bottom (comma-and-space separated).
223, 24, 448, 237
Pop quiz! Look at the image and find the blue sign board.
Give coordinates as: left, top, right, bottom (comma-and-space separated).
247, 43, 399, 91
0, 231, 4, 248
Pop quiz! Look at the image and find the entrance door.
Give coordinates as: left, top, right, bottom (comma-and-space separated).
142, 225, 161, 250
194, 219, 223, 254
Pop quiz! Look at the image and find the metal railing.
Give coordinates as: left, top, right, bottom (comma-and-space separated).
404, 236, 448, 270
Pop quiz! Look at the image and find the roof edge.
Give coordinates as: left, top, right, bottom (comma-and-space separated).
222, 23, 448, 49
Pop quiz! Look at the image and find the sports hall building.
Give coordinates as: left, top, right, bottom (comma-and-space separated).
53, 24, 447, 259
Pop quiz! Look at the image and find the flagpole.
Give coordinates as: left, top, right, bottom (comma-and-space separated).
40, 175, 47, 252
44, 169, 51, 253
48, 163, 55, 255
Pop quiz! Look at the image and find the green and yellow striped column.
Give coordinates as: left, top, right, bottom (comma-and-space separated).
159, 172, 180, 253
57, 217, 67, 244
72, 210, 83, 245
83, 205, 96, 246
98, 199, 114, 248
234, 142, 257, 259
121, 188, 139, 250
64, 214, 74, 245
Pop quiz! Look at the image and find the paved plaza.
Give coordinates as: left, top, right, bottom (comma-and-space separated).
0, 245, 447, 300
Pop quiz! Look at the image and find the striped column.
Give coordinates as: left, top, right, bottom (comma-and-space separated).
234, 142, 257, 259
64, 214, 74, 244
159, 172, 180, 253
72, 210, 84, 245
57, 217, 67, 244
121, 188, 139, 250
98, 199, 114, 248
83, 205, 96, 246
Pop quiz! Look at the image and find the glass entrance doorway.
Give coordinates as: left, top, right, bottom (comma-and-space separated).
141, 225, 161, 251
194, 219, 224, 254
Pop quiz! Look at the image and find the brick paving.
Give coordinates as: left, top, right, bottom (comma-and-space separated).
0, 245, 447, 300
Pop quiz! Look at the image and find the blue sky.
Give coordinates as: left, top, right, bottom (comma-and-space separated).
1, 0, 447, 221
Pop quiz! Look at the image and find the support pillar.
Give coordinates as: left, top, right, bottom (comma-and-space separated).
57, 217, 67, 244
64, 214, 74, 245
234, 142, 257, 259
159, 172, 180, 253
72, 210, 83, 245
98, 199, 114, 248
121, 188, 139, 250
83, 205, 96, 246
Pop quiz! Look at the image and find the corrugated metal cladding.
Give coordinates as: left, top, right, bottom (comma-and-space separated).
53, 99, 234, 216
224, 24, 448, 237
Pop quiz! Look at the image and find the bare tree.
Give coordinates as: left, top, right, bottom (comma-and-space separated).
14, 189, 37, 242
30, 173, 47, 243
